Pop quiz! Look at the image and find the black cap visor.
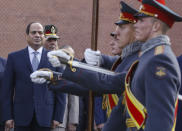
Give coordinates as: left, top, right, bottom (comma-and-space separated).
115, 20, 130, 25
134, 12, 151, 18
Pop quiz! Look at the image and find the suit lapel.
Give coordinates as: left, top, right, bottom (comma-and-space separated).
24, 47, 33, 72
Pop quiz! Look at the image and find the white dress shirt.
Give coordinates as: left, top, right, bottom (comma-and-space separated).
28, 46, 43, 65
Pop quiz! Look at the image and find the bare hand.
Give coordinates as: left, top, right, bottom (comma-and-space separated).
51, 120, 60, 129
97, 123, 105, 131
67, 123, 77, 131
5, 120, 14, 131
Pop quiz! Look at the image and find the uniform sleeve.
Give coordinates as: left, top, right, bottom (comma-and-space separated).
144, 54, 180, 131
101, 55, 119, 69
49, 80, 90, 96
62, 66, 126, 94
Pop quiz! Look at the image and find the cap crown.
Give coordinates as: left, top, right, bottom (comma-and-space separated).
44, 25, 58, 35
137, 0, 182, 27
115, 1, 138, 25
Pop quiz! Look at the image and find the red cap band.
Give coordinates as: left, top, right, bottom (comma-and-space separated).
141, 4, 174, 27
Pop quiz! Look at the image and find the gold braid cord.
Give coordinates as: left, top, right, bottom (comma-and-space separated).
38, 68, 53, 80
38, 68, 58, 85
60, 49, 76, 72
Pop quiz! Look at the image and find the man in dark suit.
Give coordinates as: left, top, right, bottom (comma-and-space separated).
0, 57, 6, 131
0, 22, 66, 131
0, 57, 6, 90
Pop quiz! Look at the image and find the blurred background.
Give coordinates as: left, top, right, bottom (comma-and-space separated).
0, 0, 182, 59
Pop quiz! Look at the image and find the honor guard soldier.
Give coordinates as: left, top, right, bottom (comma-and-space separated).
30, 1, 142, 131
124, 0, 182, 131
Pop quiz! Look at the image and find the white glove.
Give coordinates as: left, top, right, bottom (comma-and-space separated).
30, 70, 52, 84
84, 48, 101, 66
47, 50, 71, 68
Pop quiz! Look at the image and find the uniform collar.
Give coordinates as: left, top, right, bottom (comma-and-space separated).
140, 35, 170, 56
121, 41, 142, 59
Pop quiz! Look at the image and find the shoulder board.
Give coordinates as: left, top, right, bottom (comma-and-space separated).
154, 45, 164, 55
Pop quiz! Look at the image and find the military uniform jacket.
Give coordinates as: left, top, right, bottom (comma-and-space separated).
126, 35, 181, 131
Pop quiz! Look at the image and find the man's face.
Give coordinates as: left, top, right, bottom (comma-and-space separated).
27, 23, 44, 48
134, 17, 155, 42
110, 37, 122, 56
44, 38, 58, 51
110, 24, 135, 55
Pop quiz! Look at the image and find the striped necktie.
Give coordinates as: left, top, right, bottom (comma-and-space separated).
32, 51, 39, 71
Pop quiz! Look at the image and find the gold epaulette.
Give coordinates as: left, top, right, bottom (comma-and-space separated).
154, 45, 164, 55
60, 49, 76, 72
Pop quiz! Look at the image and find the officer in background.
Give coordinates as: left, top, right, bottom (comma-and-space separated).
44, 25, 60, 51
43, 25, 79, 131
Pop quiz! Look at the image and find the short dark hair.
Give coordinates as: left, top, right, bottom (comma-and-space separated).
26, 22, 42, 35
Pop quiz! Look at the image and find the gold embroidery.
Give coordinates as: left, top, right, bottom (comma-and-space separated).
154, 45, 164, 55
155, 67, 166, 77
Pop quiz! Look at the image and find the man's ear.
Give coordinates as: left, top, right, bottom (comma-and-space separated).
152, 20, 161, 32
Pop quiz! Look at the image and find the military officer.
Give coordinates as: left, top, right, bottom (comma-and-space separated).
123, 0, 182, 131
30, 1, 142, 131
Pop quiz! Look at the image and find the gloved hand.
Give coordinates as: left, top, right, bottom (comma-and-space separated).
47, 50, 71, 68
30, 70, 52, 84
84, 48, 102, 66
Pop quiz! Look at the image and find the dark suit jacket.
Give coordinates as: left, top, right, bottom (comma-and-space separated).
0, 57, 6, 87
0, 57, 6, 127
0, 47, 66, 127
